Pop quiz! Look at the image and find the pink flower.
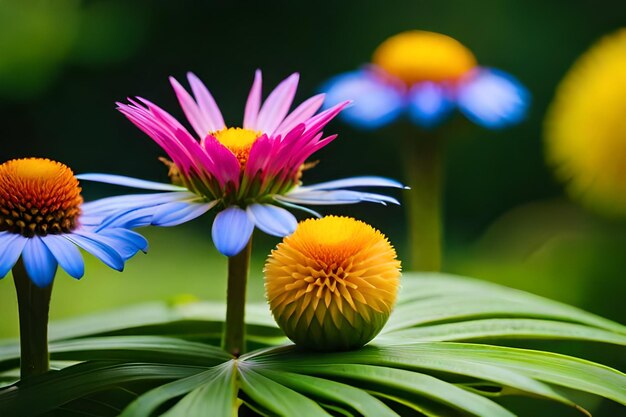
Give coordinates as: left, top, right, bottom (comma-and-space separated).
79, 71, 403, 256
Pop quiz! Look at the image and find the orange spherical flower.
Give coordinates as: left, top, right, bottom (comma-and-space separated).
264, 216, 401, 351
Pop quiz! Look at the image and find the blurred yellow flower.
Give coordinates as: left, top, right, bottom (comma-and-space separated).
545, 29, 626, 216
264, 216, 401, 351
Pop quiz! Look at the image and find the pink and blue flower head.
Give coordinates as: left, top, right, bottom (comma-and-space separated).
321, 30, 530, 130
0, 158, 148, 287
78, 71, 404, 257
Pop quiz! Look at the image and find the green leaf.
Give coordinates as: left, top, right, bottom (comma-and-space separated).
380, 318, 626, 345
391, 274, 626, 334
368, 390, 464, 417
0, 361, 204, 416
160, 361, 238, 417
257, 369, 400, 417
263, 363, 515, 417
238, 367, 331, 417
0, 336, 231, 373
43, 301, 280, 342
393, 342, 626, 405
118, 361, 236, 417
250, 345, 575, 409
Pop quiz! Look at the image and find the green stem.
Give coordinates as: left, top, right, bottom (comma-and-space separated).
222, 238, 252, 357
403, 132, 444, 271
12, 258, 53, 380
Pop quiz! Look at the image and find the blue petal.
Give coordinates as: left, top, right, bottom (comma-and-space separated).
96, 228, 149, 258
41, 235, 85, 279
22, 237, 58, 287
280, 190, 400, 205
407, 82, 455, 128
304, 176, 406, 191
274, 200, 322, 218
92, 194, 204, 231
456, 68, 530, 129
76, 174, 187, 191
320, 69, 404, 129
82, 192, 195, 218
0, 232, 27, 278
247, 204, 298, 237
211, 207, 254, 257
152, 201, 216, 227
64, 232, 125, 271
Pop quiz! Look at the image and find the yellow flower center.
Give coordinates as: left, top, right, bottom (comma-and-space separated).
372, 30, 477, 85
0, 158, 83, 237
212, 127, 261, 168
265, 216, 401, 329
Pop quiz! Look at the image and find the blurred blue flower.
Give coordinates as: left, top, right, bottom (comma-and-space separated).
320, 31, 530, 130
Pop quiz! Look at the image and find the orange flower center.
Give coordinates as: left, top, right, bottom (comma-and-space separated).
0, 158, 83, 237
372, 30, 477, 85
212, 127, 261, 168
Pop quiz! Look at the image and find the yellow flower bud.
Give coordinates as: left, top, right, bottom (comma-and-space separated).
264, 216, 401, 351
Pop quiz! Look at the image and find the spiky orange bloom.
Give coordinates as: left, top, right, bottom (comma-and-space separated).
265, 216, 401, 351
0, 158, 82, 237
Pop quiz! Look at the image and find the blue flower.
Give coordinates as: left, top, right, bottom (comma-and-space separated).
0, 158, 148, 287
321, 66, 530, 131
319, 31, 530, 131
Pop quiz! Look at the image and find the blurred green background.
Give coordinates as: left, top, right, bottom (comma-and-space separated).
1, 0, 625, 414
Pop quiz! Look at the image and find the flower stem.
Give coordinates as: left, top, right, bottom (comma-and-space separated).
12, 258, 53, 380
402, 132, 444, 271
222, 238, 252, 357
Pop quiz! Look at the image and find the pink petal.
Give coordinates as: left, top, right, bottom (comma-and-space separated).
201, 136, 241, 188
274, 93, 325, 136
245, 133, 274, 179
304, 100, 350, 134
117, 101, 193, 174
170, 76, 209, 139
187, 72, 225, 132
243, 69, 262, 130
256, 73, 300, 135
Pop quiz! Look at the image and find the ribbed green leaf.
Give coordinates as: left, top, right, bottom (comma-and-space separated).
161, 361, 238, 417
258, 369, 400, 417
385, 295, 626, 334
380, 319, 626, 345
0, 361, 204, 416
43, 301, 280, 341
266, 363, 514, 417
392, 274, 625, 334
250, 345, 575, 409
0, 336, 231, 373
393, 342, 626, 405
118, 361, 235, 417
313, 343, 624, 407
238, 367, 331, 417
371, 390, 458, 417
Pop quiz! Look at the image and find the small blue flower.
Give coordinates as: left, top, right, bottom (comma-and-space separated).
321, 66, 530, 131
319, 31, 529, 131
